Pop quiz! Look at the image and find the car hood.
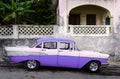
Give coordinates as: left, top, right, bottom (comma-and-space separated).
79, 50, 109, 59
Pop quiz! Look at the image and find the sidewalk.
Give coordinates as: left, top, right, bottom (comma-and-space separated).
109, 61, 120, 67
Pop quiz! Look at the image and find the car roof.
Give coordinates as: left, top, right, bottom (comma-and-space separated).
36, 38, 75, 43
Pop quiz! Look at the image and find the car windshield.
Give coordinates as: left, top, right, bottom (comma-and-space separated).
29, 41, 38, 48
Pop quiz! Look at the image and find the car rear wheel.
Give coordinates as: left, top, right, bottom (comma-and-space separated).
25, 60, 40, 70
87, 61, 100, 72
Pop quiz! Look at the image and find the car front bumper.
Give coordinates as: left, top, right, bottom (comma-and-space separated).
101, 63, 109, 68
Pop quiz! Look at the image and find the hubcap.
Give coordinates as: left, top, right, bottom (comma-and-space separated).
27, 60, 37, 69
89, 62, 98, 72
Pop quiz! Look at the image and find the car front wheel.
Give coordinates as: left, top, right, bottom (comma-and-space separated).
87, 61, 100, 72
25, 60, 40, 70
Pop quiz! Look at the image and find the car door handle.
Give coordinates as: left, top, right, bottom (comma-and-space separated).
58, 50, 63, 52
42, 49, 46, 51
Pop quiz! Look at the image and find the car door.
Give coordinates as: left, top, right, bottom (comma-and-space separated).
58, 42, 79, 68
39, 41, 58, 66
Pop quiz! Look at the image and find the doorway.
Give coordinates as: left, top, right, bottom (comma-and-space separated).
86, 14, 96, 25
69, 14, 80, 25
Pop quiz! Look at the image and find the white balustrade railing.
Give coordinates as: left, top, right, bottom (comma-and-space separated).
0, 25, 56, 39
68, 25, 111, 36
0, 25, 111, 39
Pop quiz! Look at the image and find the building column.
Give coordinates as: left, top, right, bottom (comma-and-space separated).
58, 0, 68, 35
110, 16, 114, 33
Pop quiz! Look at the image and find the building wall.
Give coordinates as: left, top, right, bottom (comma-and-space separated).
114, 0, 120, 33
67, 0, 115, 14
57, 0, 120, 61
58, 0, 119, 32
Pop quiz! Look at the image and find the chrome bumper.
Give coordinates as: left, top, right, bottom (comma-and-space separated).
101, 63, 109, 68
2, 55, 10, 62
2, 48, 10, 62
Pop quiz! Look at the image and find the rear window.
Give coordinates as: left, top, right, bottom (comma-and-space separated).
59, 42, 73, 50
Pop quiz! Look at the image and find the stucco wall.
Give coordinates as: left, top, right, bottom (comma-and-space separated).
58, 0, 118, 32
0, 33, 118, 61
57, 0, 120, 62
113, 0, 120, 33
67, 0, 114, 15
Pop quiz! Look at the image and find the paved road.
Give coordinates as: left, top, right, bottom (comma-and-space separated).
0, 63, 120, 79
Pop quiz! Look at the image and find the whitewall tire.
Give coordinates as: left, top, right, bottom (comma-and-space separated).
25, 60, 40, 70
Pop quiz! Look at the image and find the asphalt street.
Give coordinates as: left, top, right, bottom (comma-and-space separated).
0, 62, 120, 79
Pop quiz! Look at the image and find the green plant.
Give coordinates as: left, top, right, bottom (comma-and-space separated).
30, 0, 55, 25
0, 0, 34, 24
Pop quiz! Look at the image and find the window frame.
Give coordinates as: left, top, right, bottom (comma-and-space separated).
35, 43, 42, 48
59, 42, 74, 50
43, 41, 57, 49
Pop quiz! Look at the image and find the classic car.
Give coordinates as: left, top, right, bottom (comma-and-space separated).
3, 38, 109, 72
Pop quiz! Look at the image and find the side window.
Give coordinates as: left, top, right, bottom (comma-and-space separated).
36, 43, 42, 48
60, 42, 73, 50
43, 42, 57, 49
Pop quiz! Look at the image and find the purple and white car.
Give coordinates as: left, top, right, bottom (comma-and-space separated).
3, 38, 109, 72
